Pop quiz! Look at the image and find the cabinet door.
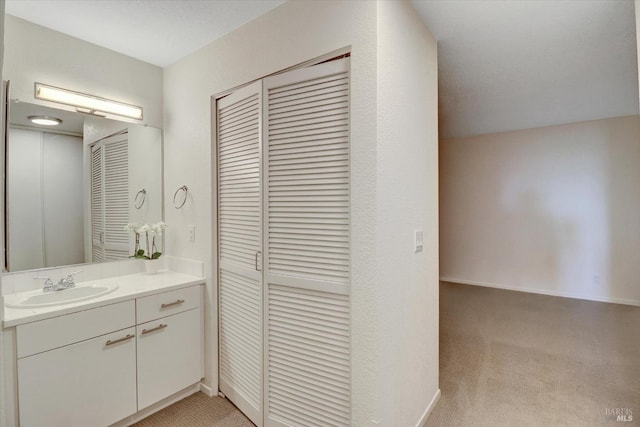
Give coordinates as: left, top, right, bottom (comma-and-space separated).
18, 327, 137, 427
137, 307, 203, 410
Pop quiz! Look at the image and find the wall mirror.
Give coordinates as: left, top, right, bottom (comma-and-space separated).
4, 99, 163, 272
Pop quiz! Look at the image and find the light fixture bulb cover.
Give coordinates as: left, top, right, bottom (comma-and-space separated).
28, 115, 62, 126
34, 82, 143, 120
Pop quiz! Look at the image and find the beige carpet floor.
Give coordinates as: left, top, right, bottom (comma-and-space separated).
132, 393, 254, 427
426, 282, 640, 427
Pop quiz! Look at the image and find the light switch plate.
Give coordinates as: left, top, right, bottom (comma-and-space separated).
188, 225, 196, 242
414, 229, 423, 253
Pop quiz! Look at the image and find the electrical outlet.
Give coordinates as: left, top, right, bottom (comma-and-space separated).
188, 225, 196, 242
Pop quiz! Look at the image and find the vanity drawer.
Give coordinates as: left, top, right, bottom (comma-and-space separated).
16, 300, 135, 358
136, 285, 201, 324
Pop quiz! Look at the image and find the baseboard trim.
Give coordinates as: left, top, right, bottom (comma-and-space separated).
199, 382, 215, 397
417, 389, 441, 427
440, 277, 640, 307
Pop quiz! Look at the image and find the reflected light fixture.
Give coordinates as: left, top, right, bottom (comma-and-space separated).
28, 115, 62, 126
34, 82, 143, 120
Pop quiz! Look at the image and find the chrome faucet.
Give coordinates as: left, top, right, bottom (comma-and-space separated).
35, 271, 82, 292
35, 277, 56, 292
58, 271, 81, 289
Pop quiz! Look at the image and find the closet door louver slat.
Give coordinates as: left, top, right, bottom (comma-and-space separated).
217, 81, 263, 427
264, 58, 351, 427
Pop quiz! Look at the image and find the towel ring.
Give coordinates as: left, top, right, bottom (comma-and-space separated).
173, 185, 188, 209
134, 189, 146, 209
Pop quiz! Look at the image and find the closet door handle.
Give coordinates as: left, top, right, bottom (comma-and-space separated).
255, 251, 262, 271
105, 334, 134, 346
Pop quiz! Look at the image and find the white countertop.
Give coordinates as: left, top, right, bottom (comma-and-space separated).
3, 271, 205, 328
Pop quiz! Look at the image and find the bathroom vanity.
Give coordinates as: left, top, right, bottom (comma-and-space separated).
2, 271, 205, 427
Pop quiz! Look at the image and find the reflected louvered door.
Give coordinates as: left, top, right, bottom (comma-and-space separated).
263, 58, 351, 427
103, 134, 130, 259
90, 133, 130, 262
217, 81, 264, 427
91, 144, 105, 262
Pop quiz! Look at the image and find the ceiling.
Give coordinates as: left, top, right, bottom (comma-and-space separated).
6, 0, 639, 139
412, 0, 639, 138
9, 100, 85, 135
5, 0, 286, 67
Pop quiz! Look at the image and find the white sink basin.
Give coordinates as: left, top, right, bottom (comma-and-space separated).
6, 283, 119, 308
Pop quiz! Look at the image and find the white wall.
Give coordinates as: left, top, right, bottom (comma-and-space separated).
127, 126, 163, 227
377, 1, 440, 425
3, 15, 162, 128
440, 116, 640, 306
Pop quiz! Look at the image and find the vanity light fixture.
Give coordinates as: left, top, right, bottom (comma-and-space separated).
34, 82, 143, 120
28, 115, 62, 126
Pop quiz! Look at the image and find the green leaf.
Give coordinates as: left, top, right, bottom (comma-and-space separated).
151, 252, 162, 260
131, 249, 149, 259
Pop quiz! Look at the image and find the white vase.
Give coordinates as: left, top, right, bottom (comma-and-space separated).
145, 259, 159, 275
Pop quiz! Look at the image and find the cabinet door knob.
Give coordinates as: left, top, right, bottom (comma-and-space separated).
141, 324, 168, 335
105, 334, 134, 346
161, 299, 185, 309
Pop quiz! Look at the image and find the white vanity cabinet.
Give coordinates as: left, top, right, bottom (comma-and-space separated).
12, 283, 204, 427
136, 286, 203, 410
16, 301, 137, 427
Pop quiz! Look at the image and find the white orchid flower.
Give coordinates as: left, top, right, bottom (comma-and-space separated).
124, 222, 139, 232
128, 221, 167, 260
150, 221, 167, 236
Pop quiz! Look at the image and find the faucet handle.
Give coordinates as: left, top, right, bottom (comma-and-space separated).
34, 277, 54, 291
62, 270, 82, 287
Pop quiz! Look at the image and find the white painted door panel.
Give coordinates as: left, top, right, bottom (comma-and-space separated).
217, 81, 264, 427
263, 58, 351, 427
137, 308, 203, 410
217, 57, 352, 427
17, 327, 137, 427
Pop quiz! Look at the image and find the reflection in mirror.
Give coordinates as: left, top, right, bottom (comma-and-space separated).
5, 100, 162, 272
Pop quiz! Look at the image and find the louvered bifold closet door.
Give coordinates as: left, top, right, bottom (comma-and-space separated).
91, 133, 130, 262
102, 134, 130, 260
217, 81, 264, 427
91, 144, 105, 262
263, 58, 351, 427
